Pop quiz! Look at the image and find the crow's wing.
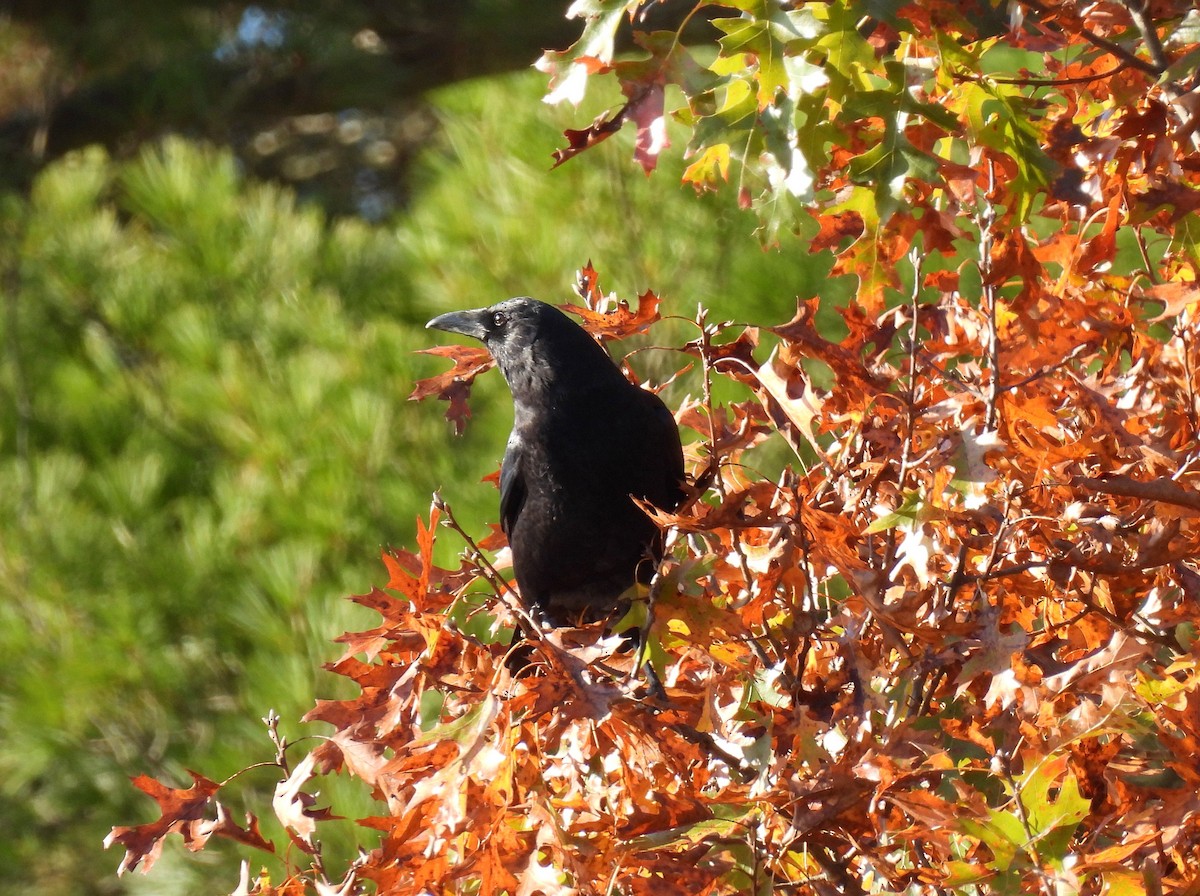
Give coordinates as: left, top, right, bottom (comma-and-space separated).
626, 388, 685, 511
649, 398, 685, 506
499, 432, 526, 537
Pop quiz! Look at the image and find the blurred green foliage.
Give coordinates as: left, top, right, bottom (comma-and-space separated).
0, 69, 826, 895
0, 138, 471, 894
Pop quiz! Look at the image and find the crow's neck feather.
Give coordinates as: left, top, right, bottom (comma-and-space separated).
499, 338, 626, 405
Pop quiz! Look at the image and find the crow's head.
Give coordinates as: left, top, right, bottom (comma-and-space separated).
427, 297, 620, 399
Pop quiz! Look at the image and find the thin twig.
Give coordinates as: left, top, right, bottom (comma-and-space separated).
995, 748, 1057, 896
885, 247, 925, 577
213, 710, 306, 786
434, 493, 544, 641
1001, 348, 1087, 391
979, 163, 1001, 431
697, 307, 756, 604
1070, 474, 1200, 512
1021, 0, 1163, 77
959, 558, 1048, 583
1133, 226, 1160, 286
1124, 0, 1169, 72
663, 719, 757, 783
950, 62, 1131, 88
1077, 591, 1180, 651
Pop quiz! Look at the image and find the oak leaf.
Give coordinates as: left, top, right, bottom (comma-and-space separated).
105, 772, 223, 875
408, 344, 494, 435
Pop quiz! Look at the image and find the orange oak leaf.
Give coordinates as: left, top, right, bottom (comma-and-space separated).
408, 344, 495, 435
105, 772, 222, 875
562, 288, 663, 341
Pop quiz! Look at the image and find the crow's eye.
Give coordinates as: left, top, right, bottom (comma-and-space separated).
492, 311, 507, 328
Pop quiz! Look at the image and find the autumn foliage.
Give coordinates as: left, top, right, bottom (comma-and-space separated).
109, 1, 1200, 894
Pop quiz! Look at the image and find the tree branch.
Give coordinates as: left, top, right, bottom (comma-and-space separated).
1071, 474, 1200, 512
1022, 0, 1163, 77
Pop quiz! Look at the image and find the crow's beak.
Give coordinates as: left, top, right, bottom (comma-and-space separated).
426, 309, 489, 341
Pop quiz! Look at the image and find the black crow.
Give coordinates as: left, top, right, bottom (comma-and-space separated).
427, 297, 685, 627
